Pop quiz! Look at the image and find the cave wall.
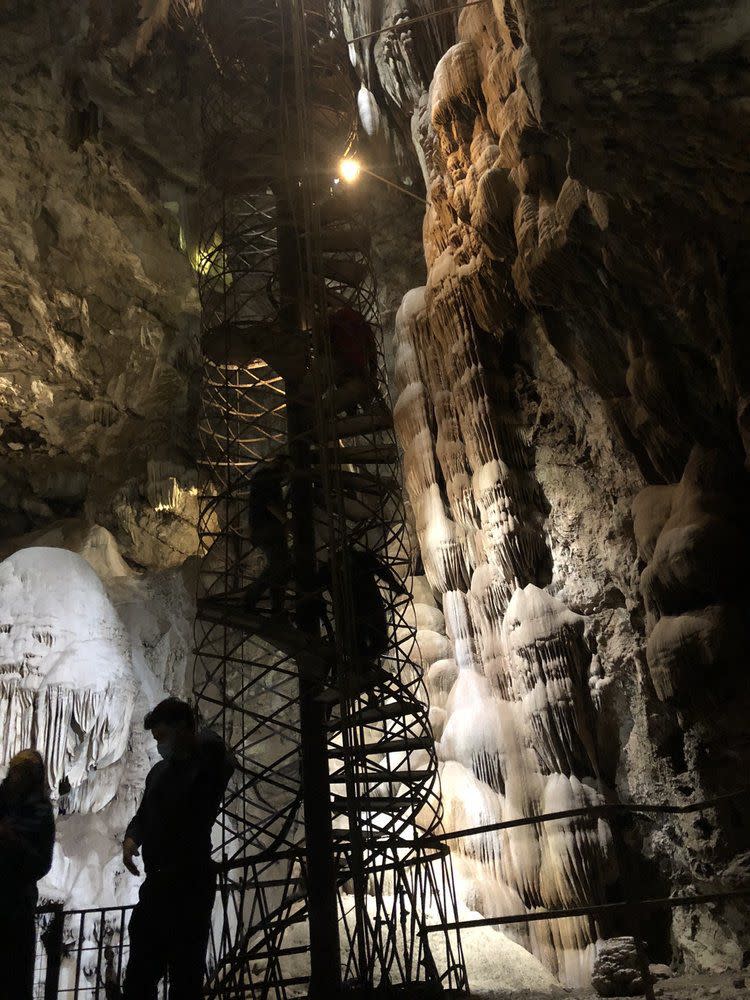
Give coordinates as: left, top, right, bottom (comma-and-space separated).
352, 0, 750, 982
0, 0, 748, 980
0, 1, 202, 908
0, 0, 201, 568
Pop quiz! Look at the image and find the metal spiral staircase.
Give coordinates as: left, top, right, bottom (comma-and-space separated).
192, 1, 467, 995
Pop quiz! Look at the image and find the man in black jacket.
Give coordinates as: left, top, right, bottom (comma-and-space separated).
122, 698, 234, 999
0, 749, 55, 1000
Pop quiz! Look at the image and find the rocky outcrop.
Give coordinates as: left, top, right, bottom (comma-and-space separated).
369, 0, 750, 982
0, 520, 196, 908
0, 1, 201, 568
592, 936, 646, 997
0, 546, 136, 812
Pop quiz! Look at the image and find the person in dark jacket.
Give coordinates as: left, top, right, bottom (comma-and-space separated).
241, 456, 291, 615
0, 749, 55, 1000
317, 548, 407, 690
122, 698, 235, 1000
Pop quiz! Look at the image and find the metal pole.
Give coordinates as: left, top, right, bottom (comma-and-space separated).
42, 906, 64, 1000
277, 189, 342, 998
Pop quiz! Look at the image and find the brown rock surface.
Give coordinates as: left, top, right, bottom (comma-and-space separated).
0, 1, 201, 567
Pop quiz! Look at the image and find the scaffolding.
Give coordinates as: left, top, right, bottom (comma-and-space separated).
192, 0, 467, 995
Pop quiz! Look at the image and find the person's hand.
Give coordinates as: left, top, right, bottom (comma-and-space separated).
123, 836, 141, 876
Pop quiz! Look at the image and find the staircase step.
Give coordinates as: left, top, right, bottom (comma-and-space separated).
330, 795, 411, 814
309, 468, 399, 495
322, 443, 399, 464
318, 198, 355, 226
245, 946, 310, 963
201, 320, 306, 381
318, 227, 371, 253
328, 736, 433, 758
324, 412, 393, 440
315, 257, 369, 286
327, 700, 419, 729
313, 490, 379, 523
316, 666, 392, 705
197, 598, 331, 669
329, 769, 431, 785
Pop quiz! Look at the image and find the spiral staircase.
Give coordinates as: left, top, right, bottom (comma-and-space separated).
192, 1, 467, 995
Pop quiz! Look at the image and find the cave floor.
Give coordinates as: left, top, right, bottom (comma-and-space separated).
472, 969, 749, 1000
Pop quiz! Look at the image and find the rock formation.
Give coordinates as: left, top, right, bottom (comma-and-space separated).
395, 283, 616, 985
0, 546, 136, 812
0, 1, 201, 567
0, 0, 747, 987
369, 0, 750, 983
591, 936, 647, 998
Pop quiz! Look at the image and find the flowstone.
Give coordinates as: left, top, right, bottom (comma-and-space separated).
0, 546, 136, 812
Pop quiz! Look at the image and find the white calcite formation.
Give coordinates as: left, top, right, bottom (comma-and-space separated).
0, 546, 136, 812
363, 0, 750, 978
396, 285, 616, 986
0, 523, 196, 911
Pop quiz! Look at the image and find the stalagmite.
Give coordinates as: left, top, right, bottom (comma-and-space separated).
502, 586, 599, 779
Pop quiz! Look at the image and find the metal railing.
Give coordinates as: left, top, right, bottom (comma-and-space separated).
33, 905, 167, 999
426, 787, 750, 933
425, 787, 750, 999
34, 790, 748, 996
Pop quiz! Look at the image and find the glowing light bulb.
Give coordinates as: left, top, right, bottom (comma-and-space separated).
338, 157, 361, 184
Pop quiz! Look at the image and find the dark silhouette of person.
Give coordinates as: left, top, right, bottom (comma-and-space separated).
122, 698, 234, 1000
0, 749, 55, 1000
317, 549, 407, 689
241, 456, 291, 615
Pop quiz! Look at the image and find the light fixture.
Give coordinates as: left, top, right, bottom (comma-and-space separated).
338, 157, 361, 184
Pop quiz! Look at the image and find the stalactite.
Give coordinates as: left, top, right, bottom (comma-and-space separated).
0, 547, 137, 810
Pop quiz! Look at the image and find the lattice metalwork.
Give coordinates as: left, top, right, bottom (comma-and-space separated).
193, 1, 467, 995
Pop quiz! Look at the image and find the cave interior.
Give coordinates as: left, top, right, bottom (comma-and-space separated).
0, 0, 748, 998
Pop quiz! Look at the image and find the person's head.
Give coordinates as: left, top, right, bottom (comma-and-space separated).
144, 698, 196, 761
4, 749, 46, 801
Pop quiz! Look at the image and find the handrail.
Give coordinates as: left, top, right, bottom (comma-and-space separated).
36, 901, 134, 917
425, 787, 750, 937
426, 887, 750, 933
435, 787, 749, 842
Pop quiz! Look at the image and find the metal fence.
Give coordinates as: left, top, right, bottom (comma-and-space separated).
33, 905, 167, 999
35, 796, 748, 997
427, 787, 750, 1000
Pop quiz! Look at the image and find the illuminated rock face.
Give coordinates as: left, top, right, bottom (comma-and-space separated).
379, 0, 750, 980
0, 525, 196, 909
0, 546, 136, 812
396, 292, 615, 987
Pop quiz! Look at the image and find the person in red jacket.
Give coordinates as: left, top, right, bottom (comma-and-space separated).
326, 306, 382, 415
